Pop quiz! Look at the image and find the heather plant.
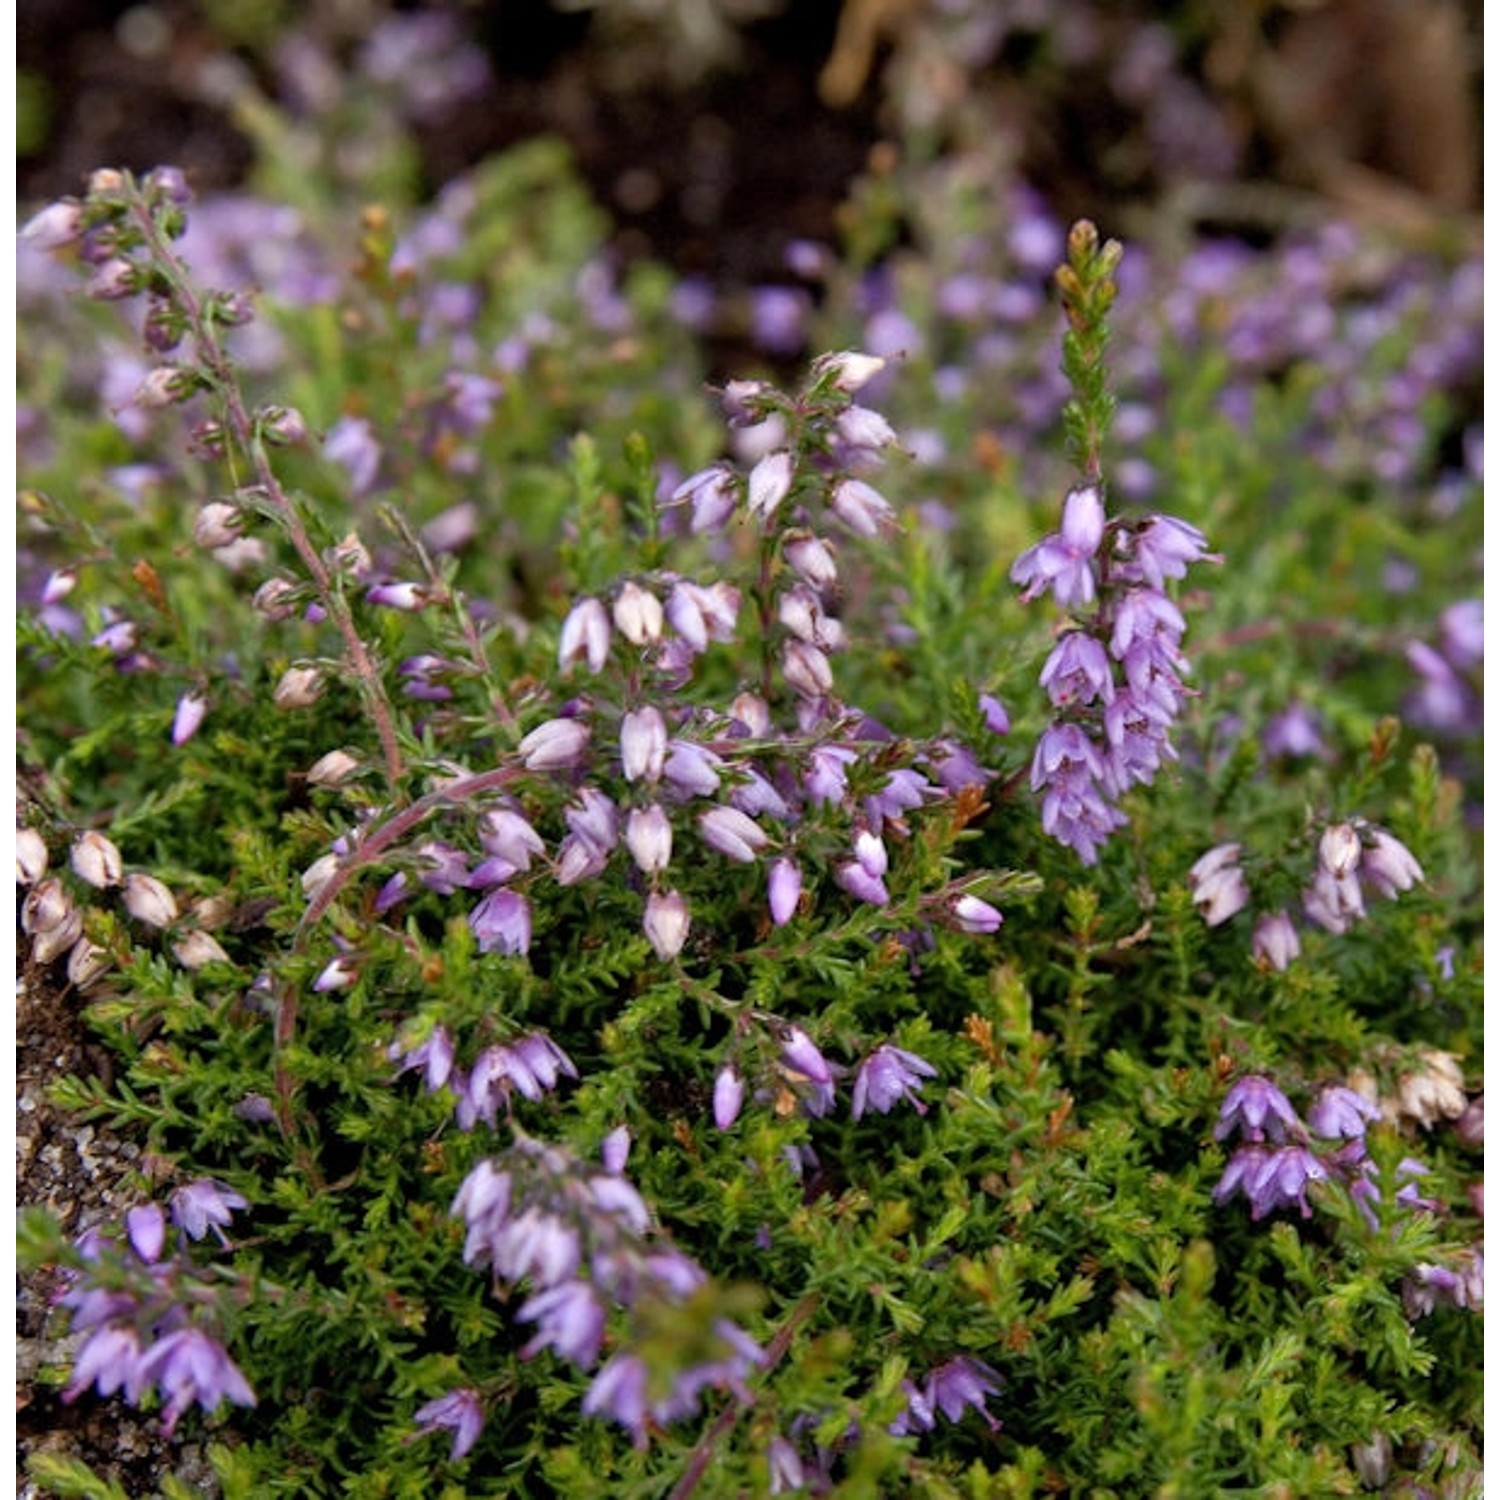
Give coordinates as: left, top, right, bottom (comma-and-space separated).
17, 141, 1481, 1500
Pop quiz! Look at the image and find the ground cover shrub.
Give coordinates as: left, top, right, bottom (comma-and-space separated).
16, 103, 1481, 1500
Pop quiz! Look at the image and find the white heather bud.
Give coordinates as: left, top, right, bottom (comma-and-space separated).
41, 568, 78, 605
620, 707, 668, 783
1187, 843, 1250, 927
87, 168, 127, 195
16, 827, 49, 884
134, 367, 190, 409
301, 853, 341, 900
84, 257, 137, 301
327, 532, 373, 579
1319, 822, 1362, 879
193, 502, 244, 550
260, 405, 309, 445
559, 597, 611, 673
69, 831, 124, 889
172, 929, 232, 969
20, 200, 83, 250
122, 872, 179, 929
816, 350, 887, 393
730, 692, 772, 738
252, 578, 300, 620
171, 692, 208, 747
273, 666, 325, 711
747, 450, 794, 523
32, 908, 84, 964
782, 639, 833, 698
613, 581, 663, 646
22, 877, 72, 935
625, 804, 673, 874
66, 938, 112, 989
306, 750, 361, 788
643, 889, 690, 960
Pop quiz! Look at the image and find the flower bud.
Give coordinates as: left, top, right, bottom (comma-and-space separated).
301, 853, 341, 900
559, 597, 611, 673
16, 827, 49, 885
747, 450, 794, 523
625, 804, 673, 874
643, 889, 690, 960
829, 477, 894, 537
85, 257, 139, 301
306, 750, 361, 788
252, 578, 301, 620
815, 350, 887, 393
952, 894, 1003, 933
273, 666, 324, 711
1395, 1050, 1467, 1128
620, 706, 668, 783
698, 806, 769, 863
66, 937, 111, 989
133, 367, 192, 409
1318, 822, 1362, 879
41, 568, 77, 606
713, 1065, 746, 1129
613, 581, 663, 646
518, 718, 590, 772
1251, 910, 1301, 971
672, 466, 738, 535
834, 404, 898, 452
783, 533, 839, 589
1361, 826, 1423, 900
87, 168, 127, 196
171, 692, 208, 746
1187, 843, 1249, 926
366, 581, 428, 612
70, 831, 124, 889
173, 929, 231, 969
782, 639, 833, 699
768, 857, 802, 926
327, 532, 372, 579
35, 908, 84, 964
22, 878, 72, 935
122, 872, 179, 929
313, 955, 358, 991
259, 405, 310, 445
20, 200, 83, 250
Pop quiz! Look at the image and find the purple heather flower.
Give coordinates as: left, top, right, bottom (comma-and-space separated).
170, 1180, 248, 1244
624, 804, 673, 874
643, 889, 690, 960
468, 888, 532, 956
389, 1025, 456, 1091
784, 533, 839, 589
171, 692, 208, 746
673, 465, 740, 535
583, 1353, 650, 1447
410, 1387, 485, 1461
126, 1204, 166, 1263
1215, 1076, 1301, 1143
518, 1279, 606, 1367
781, 1027, 833, 1087
1263, 704, 1328, 760
864, 767, 931, 831
979, 693, 1011, 735
664, 739, 724, 797
478, 808, 546, 873
804, 744, 858, 806
1109, 588, 1186, 661
324, 416, 382, 496
768, 857, 802, 926
366, 580, 427, 612
834, 859, 889, 907
518, 718, 590, 772
312, 954, 357, 992
1361, 826, 1423, 900
747, 451, 794, 522
1308, 1086, 1380, 1141
1121, 515, 1215, 589
1251, 910, 1301, 971
1213, 1143, 1327, 1219
136, 1327, 257, 1436
601, 1126, 631, 1174
851, 1045, 938, 1119
1039, 631, 1116, 707
829, 477, 895, 537
1010, 484, 1105, 607
713, 1065, 746, 1129
768, 1436, 808, 1494
951, 894, 1003, 934
698, 805, 769, 863
1187, 843, 1250, 926
63, 1324, 149, 1406
891, 1356, 1003, 1435
559, 597, 611, 674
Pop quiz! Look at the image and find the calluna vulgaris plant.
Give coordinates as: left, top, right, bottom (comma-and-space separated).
17, 155, 1480, 1500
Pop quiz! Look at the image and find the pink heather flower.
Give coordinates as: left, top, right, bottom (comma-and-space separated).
517, 718, 589, 772
324, 416, 383, 497
1251, 910, 1301, 971
747, 450, 794, 522
126, 1204, 167, 1263
767, 857, 802, 926
468, 888, 532, 956
559, 597, 611, 673
951, 894, 1003, 933
1302, 865, 1364, 935
713, 1065, 746, 1129
1308, 1086, 1380, 1141
783, 533, 839, 589
620, 706, 668, 782
171, 692, 208, 746
698, 806, 769, 863
804, 744, 858, 806
782, 639, 833, 698
1318, 822, 1363, 879
1213, 1143, 1327, 1220
389, 1025, 456, 1092
410, 1387, 485, 1461
518, 1279, 606, 1367
643, 889, 690, 960
1215, 1076, 1301, 1143
890, 1356, 1003, 1435
829, 477, 894, 537
477, 808, 546, 872
1121, 514, 1215, 589
664, 739, 723, 796
672, 465, 740, 534
1187, 843, 1250, 926
1039, 631, 1116, 707
613, 581, 664, 646
171, 1179, 248, 1244
1361, 826, 1423, 899
834, 404, 898, 452
851, 1045, 938, 1119
136, 1327, 257, 1437
625, 804, 673, 873
1010, 484, 1105, 606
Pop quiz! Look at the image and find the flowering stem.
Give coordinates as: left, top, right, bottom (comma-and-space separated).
126, 190, 408, 791
667, 1293, 821, 1500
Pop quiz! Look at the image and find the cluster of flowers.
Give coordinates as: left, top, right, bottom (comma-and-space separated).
1187, 817, 1425, 967
56, 1181, 254, 1436
1011, 480, 1216, 863
17, 824, 231, 984
306, 352, 1006, 985
1212, 1074, 1482, 1316
433, 1132, 762, 1452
